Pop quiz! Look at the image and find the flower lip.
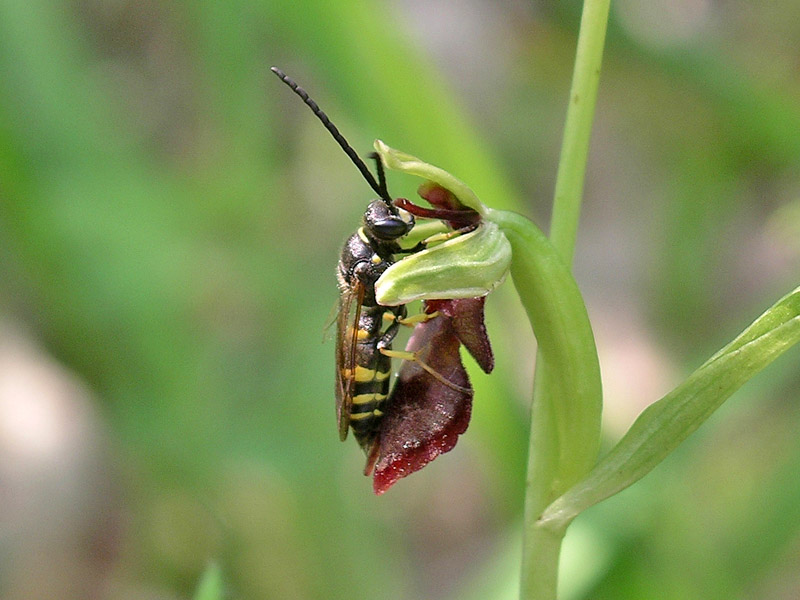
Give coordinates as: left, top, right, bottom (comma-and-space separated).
370, 311, 473, 494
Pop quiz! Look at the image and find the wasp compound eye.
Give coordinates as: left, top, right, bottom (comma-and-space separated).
364, 200, 411, 240
372, 217, 411, 240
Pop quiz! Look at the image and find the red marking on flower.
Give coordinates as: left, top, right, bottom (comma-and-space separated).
417, 181, 463, 211
394, 183, 480, 229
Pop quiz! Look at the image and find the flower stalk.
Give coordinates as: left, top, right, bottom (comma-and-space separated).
492, 210, 603, 600
518, 1, 611, 598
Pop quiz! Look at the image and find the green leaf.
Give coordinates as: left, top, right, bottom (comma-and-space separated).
540, 286, 800, 528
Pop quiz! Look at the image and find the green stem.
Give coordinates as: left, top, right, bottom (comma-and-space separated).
549, 0, 611, 264
490, 210, 602, 600
515, 0, 611, 598
519, 522, 565, 600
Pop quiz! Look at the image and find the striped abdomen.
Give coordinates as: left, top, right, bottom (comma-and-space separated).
348, 305, 392, 448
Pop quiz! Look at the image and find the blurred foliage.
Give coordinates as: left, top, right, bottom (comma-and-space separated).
0, 1, 798, 599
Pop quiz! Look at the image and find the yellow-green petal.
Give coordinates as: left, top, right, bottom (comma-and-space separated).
375, 222, 511, 305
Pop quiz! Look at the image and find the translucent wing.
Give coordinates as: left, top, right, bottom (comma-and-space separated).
335, 280, 364, 441
321, 299, 341, 343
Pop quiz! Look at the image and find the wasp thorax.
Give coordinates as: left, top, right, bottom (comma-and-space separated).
363, 200, 414, 241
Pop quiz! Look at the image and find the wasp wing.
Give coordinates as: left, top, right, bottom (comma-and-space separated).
321, 298, 341, 343
335, 279, 364, 441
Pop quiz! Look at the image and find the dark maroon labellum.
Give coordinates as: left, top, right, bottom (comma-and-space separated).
367, 296, 494, 494
370, 314, 473, 494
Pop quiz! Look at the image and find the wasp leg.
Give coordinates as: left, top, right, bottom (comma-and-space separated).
396, 224, 478, 255
383, 310, 440, 328
364, 439, 380, 476
421, 223, 479, 246
398, 311, 439, 325
395, 240, 427, 254
377, 305, 407, 350
379, 347, 472, 394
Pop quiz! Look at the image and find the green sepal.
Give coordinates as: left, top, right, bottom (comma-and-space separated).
374, 140, 487, 216
375, 221, 511, 305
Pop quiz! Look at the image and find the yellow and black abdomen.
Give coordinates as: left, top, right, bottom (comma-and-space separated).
348, 305, 393, 449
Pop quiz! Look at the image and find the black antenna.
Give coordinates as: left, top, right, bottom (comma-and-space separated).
271, 67, 391, 204
368, 152, 390, 202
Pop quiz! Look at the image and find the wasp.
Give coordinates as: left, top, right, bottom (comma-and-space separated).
335, 197, 417, 452
271, 68, 423, 450
271, 67, 472, 459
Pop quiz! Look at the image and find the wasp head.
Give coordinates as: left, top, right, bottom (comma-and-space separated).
363, 200, 415, 241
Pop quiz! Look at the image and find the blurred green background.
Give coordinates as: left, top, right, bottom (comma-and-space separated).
1, 1, 799, 599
